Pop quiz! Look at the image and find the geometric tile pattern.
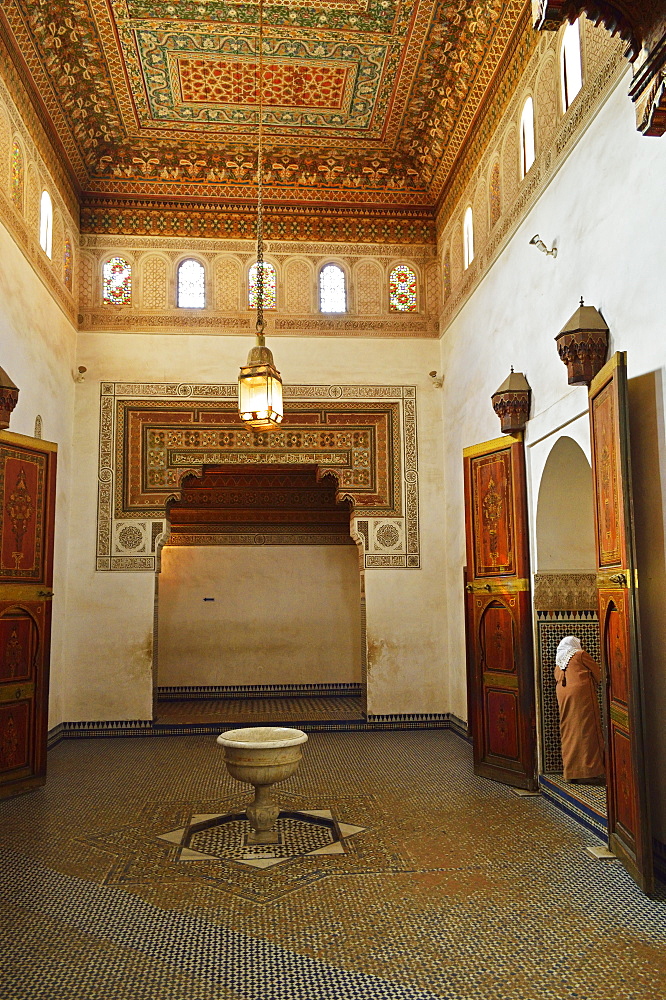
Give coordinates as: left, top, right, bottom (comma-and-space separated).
96, 382, 420, 571
537, 611, 601, 774
155, 696, 364, 725
157, 809, 365, 868
0, 731, 664, 999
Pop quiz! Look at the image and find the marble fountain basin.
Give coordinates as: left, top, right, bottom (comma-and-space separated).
216, 727, 308, 843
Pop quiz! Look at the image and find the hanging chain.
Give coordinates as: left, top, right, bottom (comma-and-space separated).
255, 0, 265, 338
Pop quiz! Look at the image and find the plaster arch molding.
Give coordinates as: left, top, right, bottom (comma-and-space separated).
26, 162, 40, 232
473, 181, 488, 256
501, 124, 520, 206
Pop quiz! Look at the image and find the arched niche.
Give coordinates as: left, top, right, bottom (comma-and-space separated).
536, 435, 595, 572
154, 463, 364, 696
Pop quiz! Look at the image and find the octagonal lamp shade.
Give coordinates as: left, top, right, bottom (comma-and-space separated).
238, 341, 283, 430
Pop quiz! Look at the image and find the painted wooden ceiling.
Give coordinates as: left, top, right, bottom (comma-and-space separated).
2, 0, 529, 209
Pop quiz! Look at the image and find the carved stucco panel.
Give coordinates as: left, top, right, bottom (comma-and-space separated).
284, 258, 312, 313
355, 259, 383, 315
214, 256, 240, 311
142, 255, 168, 310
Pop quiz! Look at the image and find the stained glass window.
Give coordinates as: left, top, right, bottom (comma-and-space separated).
103, 256, 132, 305
319, 263, 346, 313
248, 262, 276, 310
520, 97, 535, 179
389, 264, 417, 313
63, 238, 73, 291
463, 207, 474, 270
561, 19, 583, 111
39, 190, 53, 258
11, 140, 23, 211
177, 258, 205, 308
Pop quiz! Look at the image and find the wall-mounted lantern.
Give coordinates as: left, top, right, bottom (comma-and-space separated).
491, 368, 531, 433
555, 298, 609, 386
0, 367, 19, 430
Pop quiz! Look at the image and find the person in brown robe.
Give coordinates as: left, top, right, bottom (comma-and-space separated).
554, 635, 605, 782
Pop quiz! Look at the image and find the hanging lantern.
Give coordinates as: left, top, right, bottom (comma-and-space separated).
238, 333, 283, 429
237, 0, 284, 431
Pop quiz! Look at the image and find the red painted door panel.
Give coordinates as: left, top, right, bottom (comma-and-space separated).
0, 431, 57, 800
463, 435, 536, 790
589, 353, 653, 894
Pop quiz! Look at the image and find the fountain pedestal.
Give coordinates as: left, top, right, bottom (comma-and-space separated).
217, 727, 308, 844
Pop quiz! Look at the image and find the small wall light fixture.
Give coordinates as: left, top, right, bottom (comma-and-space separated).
73, 365, 87, 382
529, 234, 557, 258
429, 370, 444, 388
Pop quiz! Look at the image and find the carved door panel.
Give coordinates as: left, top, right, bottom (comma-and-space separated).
0, 431, 57, 800
463, 436, 536, 789
589, 353, 653, 894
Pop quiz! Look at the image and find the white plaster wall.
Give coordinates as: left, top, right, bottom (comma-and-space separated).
65, 334, 445, 722
157, 545, 362, 687
438, 71, 666, 840
0, 220, 77, 727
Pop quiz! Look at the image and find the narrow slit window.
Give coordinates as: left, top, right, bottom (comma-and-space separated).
561, 20, 583, 112
389, 264, 417, 313
520, 97, 535, 179
103, 257, 132, 305
319, 264, 346, 313
39, 190, 53, 258
178, 258, 205, 308
248, 262, 276, 310
463, 207, 474, 270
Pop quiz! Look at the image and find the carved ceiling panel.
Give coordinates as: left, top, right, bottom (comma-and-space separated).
1, 0, 529, 207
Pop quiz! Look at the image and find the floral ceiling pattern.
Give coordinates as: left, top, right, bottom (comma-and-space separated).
1, 0, 527, 208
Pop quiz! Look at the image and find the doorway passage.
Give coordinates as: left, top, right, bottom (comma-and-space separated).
534, 436, 607, 825
153, 464, 365, 727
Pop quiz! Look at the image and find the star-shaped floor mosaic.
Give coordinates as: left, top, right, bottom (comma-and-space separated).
157, 809, 365, 869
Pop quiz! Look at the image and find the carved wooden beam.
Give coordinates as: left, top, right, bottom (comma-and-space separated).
531, 0, 666, 135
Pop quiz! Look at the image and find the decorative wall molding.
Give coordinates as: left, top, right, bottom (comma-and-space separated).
437, 22, 626, 335
96, 382, 420, 572
533, 572, 598, 611
156, 683, 363, 701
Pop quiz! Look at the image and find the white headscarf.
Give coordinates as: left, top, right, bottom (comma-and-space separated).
555, 635, 582, 670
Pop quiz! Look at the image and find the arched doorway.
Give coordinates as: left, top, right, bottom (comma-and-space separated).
534, 435, 607, 825
153, 464, 365, 725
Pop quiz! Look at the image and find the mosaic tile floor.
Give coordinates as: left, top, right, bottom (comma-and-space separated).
0, 731, 664, 999
155, 695, 364, 725
546, 771, 608, 813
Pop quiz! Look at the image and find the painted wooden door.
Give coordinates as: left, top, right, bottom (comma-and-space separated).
0, 430, 57, 800
463, 435, 536, 789
588, 352, 653, 894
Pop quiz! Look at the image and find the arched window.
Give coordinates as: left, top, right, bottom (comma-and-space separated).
389, 264, 417, 313
177, 258, 205, 308
39, 190, 52, 258
63, 238, 73, 291
561, 20, 583, 112
319, 263, 346, 313
103, 256, 132, 305
520, 97, 535, 179
463, 207, 474, 270
248, 261, 276, 310
11, 140, 24, 211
